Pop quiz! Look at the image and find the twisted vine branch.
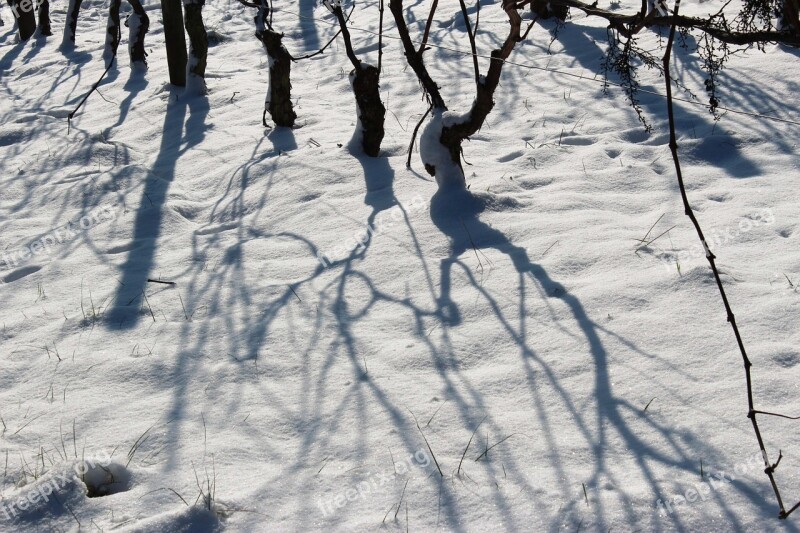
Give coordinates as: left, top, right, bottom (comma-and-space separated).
663, 0, 800, 518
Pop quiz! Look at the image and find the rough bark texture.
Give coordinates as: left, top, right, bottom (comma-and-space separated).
785, 0, 800, 33
553, 0, 800, 45
183, 2, 208, 81
388, 0, 446, 109
531, 0, 567, 20
162, 0, 187, 86
63, 0, 82, 45
259, 29, 296, 127
37, 0, 51, 36
103, 0, 121, 64
439, 3, 523, 174
332, 4, 385, 156
127, 0, 149, 68
10, 0, 37, 40
351, 65, 386, 156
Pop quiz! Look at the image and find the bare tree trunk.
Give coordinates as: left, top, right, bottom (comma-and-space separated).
61, 0, 82, 47
350, 65, 385, 156
9, 0, 37, 40
439, 4, 525, 180
783, 0, 800, 33
255, 2, 296, 127
388, 0, 446, 110
162, 0, 187, 86
391, 0, 529, 188
332, 4, 385, 156
183, 0, 207, 94
103, 0, 121, 64
37, 0, 50, 36
530, 0, 567, 20
127, 0, 149, 69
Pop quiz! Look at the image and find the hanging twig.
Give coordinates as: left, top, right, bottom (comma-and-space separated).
406, 104, 433, 168
458, 0, 480, 84
378, 0, 385, 73
663, 0, 798, 519
418, 0, 439, 55
67, 16, 122, 132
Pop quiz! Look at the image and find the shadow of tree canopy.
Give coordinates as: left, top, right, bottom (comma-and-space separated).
148, 141, 782, 529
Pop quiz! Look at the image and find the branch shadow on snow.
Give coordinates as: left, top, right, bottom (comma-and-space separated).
427, 186, 785, 531
298, 0, 321, 51
151, 131, 783, 530
540, 19, 782, 180
105, 90, 209, 329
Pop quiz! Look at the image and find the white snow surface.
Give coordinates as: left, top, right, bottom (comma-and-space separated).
1, 0, 800, 531
419, 108, 470, 188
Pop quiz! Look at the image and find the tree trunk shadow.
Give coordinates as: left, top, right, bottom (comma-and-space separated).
105, 91, 209, 329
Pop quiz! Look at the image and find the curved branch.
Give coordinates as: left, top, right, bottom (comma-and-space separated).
332, 4, 361, 69
389, 0, 446, 109
662, 0, 792, 519
458, 0, 480, 84
551, 0, 800, 46
418, 0, 439, 55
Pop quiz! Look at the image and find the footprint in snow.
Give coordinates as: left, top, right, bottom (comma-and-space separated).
2, 264, 42, 284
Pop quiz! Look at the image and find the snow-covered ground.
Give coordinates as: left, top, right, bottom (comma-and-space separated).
1, 0, 799, 531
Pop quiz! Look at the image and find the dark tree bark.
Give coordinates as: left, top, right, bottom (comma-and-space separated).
183, 0, 208, 92
255, 2, 296, 127
9, 0, 37, 40
61, 0, 82, 47
552, 0, 800, 45
350, 65, 385, 156
162, 0, 187, 86
784, 0, 800, 33
127, 0, 149, 69
439, 2, 528, 176
391, 0, 529, 186
263, 32, 296, 127
389, 0, 446, 110
331, 4, 385, 156
37, 0, 50, 36
103, 0, 121, 64
530, 0, 567, 20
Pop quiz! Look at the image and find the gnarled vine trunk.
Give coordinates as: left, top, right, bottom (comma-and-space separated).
183, 0, 208, 94
61, 0, 82, 47
10, 0, 37, 41
332, 4, 385, 156
103, 0, 121, 64
255, 2, 296, 127
37, 0, 51, 36
440, 4, 524, 178
350, 64, 385, 156
162, 0, 187, 86
127, 0, 149, 69
390, 0, 526, 189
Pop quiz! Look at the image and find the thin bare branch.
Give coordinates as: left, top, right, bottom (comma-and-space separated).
418, 0, 439, 55
662, 1, 793, 519
458, 0, 481, 84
